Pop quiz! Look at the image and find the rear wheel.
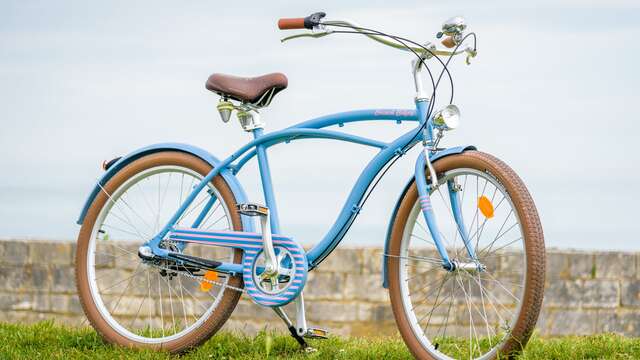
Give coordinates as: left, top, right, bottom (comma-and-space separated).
387, 151, 545, 359
75, 151, 244, 353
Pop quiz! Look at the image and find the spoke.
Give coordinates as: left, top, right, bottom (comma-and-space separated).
494, 222, 519, 243
129, 288, 148, 329
157, 273, 165, 337
176, 277, 211, 313
479, 237, 523, 259
168, 278, 177, 332
98, 268, 143, 292
460, 174, 469, 204
405, 266, 441, 282
101, 200, 149, 240
101, 223, 144, 240
97, 182, 152, 240
454, 273, 480, 358
111, 243, 137, 257
410, 275, 452, 309
465, 208, 480, 257
477, 274, 494, 349
469, 274, 512, 334
483, 271, 519, 302
94, 250, 135, 261
147, 269, 153, 332
109, 263, 142, 315
404, 262, 446, 271
437, 230, 453, 255
477, 275, 524, 289
477, 210, 514, 256
199, 201, 222, 229
418, 275, 450, 328
204, 214, 228, 231
466, 275, 486, 357
461, 274, 498, 348
481, 251, 523, 260
177, 192, 211, 225
156, 173, 173, 232
462, 271, 514, 321
178, 173, 185, 209
435, 278, 456, 342
120, 192, 156, 236
135, 181, 158, 223
414, 219, 431, 236
158, 275, 180, 333
411, 233, 436, 247
176, 275, 189, 328
155, 176, 162, 232
387, 253, 444, 266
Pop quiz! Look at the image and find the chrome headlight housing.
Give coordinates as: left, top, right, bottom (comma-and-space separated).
432, 104, 460, 130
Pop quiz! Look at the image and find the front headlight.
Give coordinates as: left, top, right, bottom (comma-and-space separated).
432, 104, 460, 130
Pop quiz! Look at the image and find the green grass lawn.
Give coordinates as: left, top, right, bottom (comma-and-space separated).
1, 321, 639, 359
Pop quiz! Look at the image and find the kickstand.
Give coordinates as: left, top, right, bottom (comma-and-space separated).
287, 325, 310, 349
273, 306, 315, 352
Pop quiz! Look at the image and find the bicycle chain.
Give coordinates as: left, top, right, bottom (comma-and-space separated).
148, 262, 246, 294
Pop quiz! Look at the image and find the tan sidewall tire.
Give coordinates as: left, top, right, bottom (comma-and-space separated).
387, 151, 545, 360
75, 151, 244, 353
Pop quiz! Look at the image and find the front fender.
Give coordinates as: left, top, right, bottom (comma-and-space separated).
381, 145, 476, 288
76, 143, 255, 232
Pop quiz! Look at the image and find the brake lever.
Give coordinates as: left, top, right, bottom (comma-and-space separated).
280, 29, 332, 43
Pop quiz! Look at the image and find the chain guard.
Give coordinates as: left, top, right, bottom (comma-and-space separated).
169, 227, 308, 307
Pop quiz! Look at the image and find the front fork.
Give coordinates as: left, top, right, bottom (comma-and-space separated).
414, 149, 476, 270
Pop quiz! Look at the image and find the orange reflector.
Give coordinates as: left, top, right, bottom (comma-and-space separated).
199, 270, 219, 292
478, 196, 494, 219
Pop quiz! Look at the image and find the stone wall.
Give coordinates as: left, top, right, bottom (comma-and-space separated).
1, 239, 639, 337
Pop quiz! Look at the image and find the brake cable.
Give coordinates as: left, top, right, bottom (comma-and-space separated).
301, 25, 477, 268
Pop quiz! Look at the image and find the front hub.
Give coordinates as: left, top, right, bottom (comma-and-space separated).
449, 259, 486, 274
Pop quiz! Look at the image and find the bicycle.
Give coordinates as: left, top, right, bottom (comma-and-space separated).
74, 11, 545, 360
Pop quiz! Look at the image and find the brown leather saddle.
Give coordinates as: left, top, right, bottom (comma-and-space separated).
206, 72, 288, 107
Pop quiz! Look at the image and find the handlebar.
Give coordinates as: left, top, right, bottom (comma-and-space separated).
278, 17, 472, 59
278, 18, 306, 30
278, 12, 326, 30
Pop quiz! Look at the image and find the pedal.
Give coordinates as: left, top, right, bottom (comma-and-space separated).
303, 328, 329, 339
236, 203, 269, 217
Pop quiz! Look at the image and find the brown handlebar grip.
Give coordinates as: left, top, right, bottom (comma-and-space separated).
278, 18, 306, 30
441, 36, 456, 48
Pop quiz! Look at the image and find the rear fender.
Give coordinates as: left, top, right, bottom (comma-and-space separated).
76, 143, 255, 232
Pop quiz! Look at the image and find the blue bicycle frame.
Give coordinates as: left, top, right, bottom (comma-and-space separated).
112, 98, 474, 277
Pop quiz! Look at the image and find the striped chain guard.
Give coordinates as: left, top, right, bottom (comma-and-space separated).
169, 228, 308, 307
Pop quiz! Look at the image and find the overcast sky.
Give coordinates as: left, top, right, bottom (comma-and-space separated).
1, 0, 639, 250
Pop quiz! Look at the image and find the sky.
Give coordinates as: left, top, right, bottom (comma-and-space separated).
0, 0, 639, 250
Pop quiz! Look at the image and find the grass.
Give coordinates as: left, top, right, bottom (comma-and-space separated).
1, 321, 640, 359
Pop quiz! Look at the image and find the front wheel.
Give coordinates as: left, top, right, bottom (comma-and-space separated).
387, 151, 545, 360
75, 151, 244, 353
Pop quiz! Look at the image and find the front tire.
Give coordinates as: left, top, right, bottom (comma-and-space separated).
75, 151, 244, 353
387, 151, 545, 359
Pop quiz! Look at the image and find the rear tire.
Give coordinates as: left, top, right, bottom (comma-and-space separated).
387, 151, 545, 359
75, 151, 244, 353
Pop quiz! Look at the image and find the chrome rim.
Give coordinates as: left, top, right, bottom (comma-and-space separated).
86, 165, 234, 344
398, 168, 526, 359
